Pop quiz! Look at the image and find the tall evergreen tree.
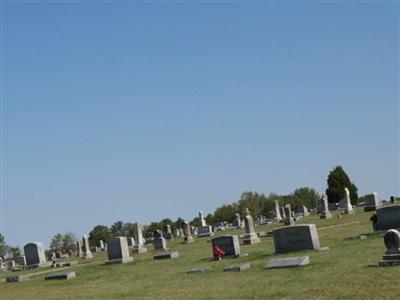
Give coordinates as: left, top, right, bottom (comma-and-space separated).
326, 165, 358, 205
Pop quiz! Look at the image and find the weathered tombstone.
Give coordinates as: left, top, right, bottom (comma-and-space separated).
179, 228, 184, 236
6, 274, 32, 282
174, 228, 180, 237
378, 229, 400, 267
153, 232, 179, 260
24, 242, 47, 267
199, 211, 207, 227
154, 235, 168, 252
99, 240, 105, 251
183, 220, 194, 244
339, 187, 354, 214
273, 224, 321, 253
265, 256, 310, 269
274, 201, 282, 222
243, 208, 260, 245
106, 236, 134, 264
283, 204, 295, 226
163, 224, 173, 240
302, 206, 309, 216
127, 237, 135, 248
281, 206, 286, 219
364, 192, 381, 212
0, 257, 4, 272
76, 241, 83, 258
45, 271, 76, 280
373, 205, 400, 231
81, 235, 93, 259
232, 213, 242, 228
320, 195, 332, 219
197, 225, 214, 237
7, 260, 16, 270
211, 235, 240, 258
16, 256, 26, 267
133, 223, 147, 253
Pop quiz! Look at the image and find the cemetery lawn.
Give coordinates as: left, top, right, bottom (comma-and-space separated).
1, 208, 399, 299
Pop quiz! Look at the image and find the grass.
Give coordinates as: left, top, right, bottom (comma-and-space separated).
1, 208, 399, 299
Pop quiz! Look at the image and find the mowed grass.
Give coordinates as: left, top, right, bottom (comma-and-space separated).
1, 208, 399, 299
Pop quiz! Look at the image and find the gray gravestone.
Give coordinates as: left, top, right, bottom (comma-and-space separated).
378, 229, 400, 267
107, 236, 134, 264
154, 236, 168, 252
24, 242, 47, 267
127, 237, 135, 248
275, 201, 282, 221
320, 195, 332, 219
373, 205, 400, 231
183, 220, 194, 244
211, 235, 240, 258
81, 235, 93, 259
283, 204, 295, 226
265, 256, 310, 269
232, 213, 242, 228
133, 223, 147, 253
153, 251, 179, 260
273, 224, 321, 253
339, 187, 354, 214
224, 263, 250, 272
243, 208, 260, 245
364, 192, 381, 212
45, 271, 76, 280
198, 225, 214, 237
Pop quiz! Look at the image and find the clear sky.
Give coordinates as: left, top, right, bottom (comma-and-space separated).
2, 1, 399, 247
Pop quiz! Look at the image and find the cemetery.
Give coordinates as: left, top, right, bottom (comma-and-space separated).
1, 202, 399, 299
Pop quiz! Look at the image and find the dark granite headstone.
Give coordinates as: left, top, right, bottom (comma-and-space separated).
211, 235, 240, 258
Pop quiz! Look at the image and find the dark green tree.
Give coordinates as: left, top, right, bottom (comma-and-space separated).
50, 233, 63, 252
213, 204, 237, 222
0, 233, 10, 258
89, 225, 112, 247
326, 165, 358, 205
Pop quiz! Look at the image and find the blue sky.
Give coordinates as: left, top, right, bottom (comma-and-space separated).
2, 2, 399, 247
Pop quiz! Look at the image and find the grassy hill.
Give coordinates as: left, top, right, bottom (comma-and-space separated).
1, 208, 398, 299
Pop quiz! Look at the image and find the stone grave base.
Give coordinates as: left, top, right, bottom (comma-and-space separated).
55, 261, 78, 267
265, 256, 310, 269
187, 266, 212, 273
379, 254, 400, 267
132, 246, 148, 254
224, 263, 250, 272
106, 257, 134, 264
320, 213, 332, 219
45, 271, 76, 280
184, 237, 194, 244
243, 233, 261, 245
153, 251, 179, 260
6, 275, 32, 283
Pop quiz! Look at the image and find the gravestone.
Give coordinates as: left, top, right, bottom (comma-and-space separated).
154, 236, 168, 252
211, 235, 240, 258
76, 241, 82, 257
183, 220, 194, 244
265, 256, 310, 269
0, 257, 4, 272
24, 242, 47, 267
273, 224, 321, 253
378, 229, 400, 267
99, 240, 105, 251
301, 206, 309, 217
45, 271, 76, 280
107, 236, 134, 264
6, 275, 32, 283
320, 195, 332, 219
281, 206, 286, 219
232, 213, 242, 228
7, 260, 15, 270
133, 223, 147, 253
81, 235, 93, 259
199, 211, 207, 227
163, 224, 173, 240
127, 237, 135, 248
373, 205, 400, 231
243, 208, 260, 245
224, 263, 250, 272
283, 204, 295, 226
339, 187, 354, 214
275, 201, 282, 222
153, 251, 179, 260
174, 228, 180, 237
364, 192, 381, 212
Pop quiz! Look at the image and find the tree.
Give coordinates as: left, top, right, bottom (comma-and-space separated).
89, 225, 112, 247
62, 233, 77, 253
292, 187, 320, 210
0, 233, 10, 258
326, 166, 358, 205
50, 233, 63, 252
237, 191, 265, 218
213, 204, 237, 223
9, 247, 21, 259
110, 221, 126, 236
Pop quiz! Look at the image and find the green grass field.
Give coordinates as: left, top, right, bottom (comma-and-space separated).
1, 209, 399, 299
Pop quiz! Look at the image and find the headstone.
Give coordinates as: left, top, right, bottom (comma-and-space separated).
232, 213, 242, 228
187, 266, 212, 273
0, 257, 4, 272
199, 211, 207, 227
364, 192, 381, 212
76, 241, 83, 258
320, 195, 332, 219
339, 187, 354, 214
224, 263, 250, 272
390, 196, 395, 203
179, 228, 184, 236
81, 235, 93, 259
174, 228, 180, 237
283, 204, 295, 226
378, 229, 400, 267
243, 208, 260, 245
274, 201, 282, 222
273, 224, 321, 253
211, 235, 240, 258
6, 275, 32, 282
153, 251, 179, 260
45, 271, 76, 280
133, 223, 147, 253
7, 260, 16, 270
373, 205, 400, 231
183, 220, 194, 244
302, 206, 309, 216
163, 224, 173, 240
99, 240, 105, 250
106, 236, 134, 264
198, 225, 214, 237
24, 242, 47, 267
154, 236, 168, 252
265, 256, 310, 269
127, 237, 135, 248
281, 206, 286, 219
